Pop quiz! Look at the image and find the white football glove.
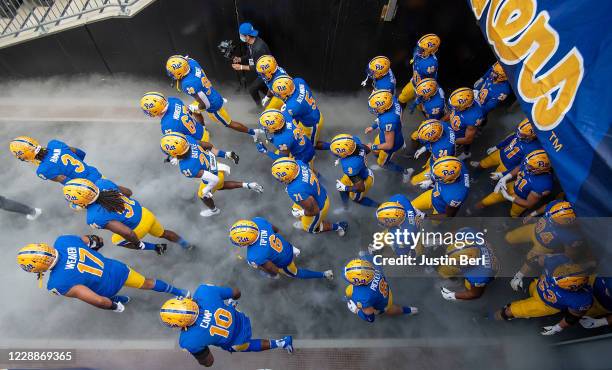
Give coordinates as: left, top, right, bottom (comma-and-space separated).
501, 187, 515, 202
170, 157, 179, 166
346, 299, 359, 314
360, 77, 369, 87
494, 173, 512, 193
261, 96, 270, 107
441, 287, 457, 301
112, 302, 125, 313
510, 271, 524, 291
489, 171, 503, 180
579, 316, 609, 329
415, 208, 426, 220
334, 158, 340, 167
335, 179, 348, 192
291, 207, 305, 218
414, 146, 427, 159
486, 146, 498, 155
188, 103, 201, 114
541, 324, 563, 336
251, 128, 265, 143
226, 298, 238, 308
418, 179, 433, 189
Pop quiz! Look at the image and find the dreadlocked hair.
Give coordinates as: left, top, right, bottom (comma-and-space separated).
96, 190, 127, 213
35, 148, 48, 161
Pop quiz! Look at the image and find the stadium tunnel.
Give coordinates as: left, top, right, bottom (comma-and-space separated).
0, 0, 611, 369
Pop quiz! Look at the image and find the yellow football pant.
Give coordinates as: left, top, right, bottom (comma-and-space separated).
207, 107, 232, 127
123, 268, 146, 289
112, 207, 165, 245
299, 196, 330, 233
412, 189, 434, 212
373, 135, 398, 166
340, 174, 374, 201
410, 158, 431, 186
197, 171, 226, 198
265, 96, 284, 110
398, 78, 416, 104
479, 181, 526, 217
510, 280, 560, 318
298, 113, 324, 144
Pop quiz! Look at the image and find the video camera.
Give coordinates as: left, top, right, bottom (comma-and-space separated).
218, 39, 237, 60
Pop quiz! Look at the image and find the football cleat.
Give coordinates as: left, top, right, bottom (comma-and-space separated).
177, 289, 191, 299
324, 270, 334, 281
337, 221, 348, 237
292, 221, 303, 230
155, 244, 168, 256
292, 246, 301, 258
281, 336, 294, 354
200, 208, 221, 217
111, 295, 131, 305
228, 152, 240, 165
402, 168, 415, 184
246, 182, 264, 193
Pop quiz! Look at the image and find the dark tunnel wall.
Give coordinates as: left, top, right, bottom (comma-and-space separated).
0, 0, 496, 92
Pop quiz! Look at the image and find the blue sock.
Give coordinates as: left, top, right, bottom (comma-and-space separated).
269, 339, 279, 349
384, 161, 404, 173
217, 150, 226, 158
339, 191, 349, 207
247, 128, 255, 136
177, 237, 189, 248
318, 141, 331, 150
332, 223, 340, 231
240, 339, 264, 352
141, 241, 157, 251
295, 268, 325, 279
153, 279, 183, 296
357, 197, 379, 207
402, 306, 413, 314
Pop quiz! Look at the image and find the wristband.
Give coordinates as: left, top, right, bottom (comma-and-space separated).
371, 144, 379, 151
248, 128, 255, 136
370, 122, 379, 130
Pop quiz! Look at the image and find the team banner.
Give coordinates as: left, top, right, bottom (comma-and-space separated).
468, 0, 612, 216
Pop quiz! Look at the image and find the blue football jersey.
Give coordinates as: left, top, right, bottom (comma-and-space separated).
47, 235, 129, 297
476, 74, 512, 115
270, 120, 315, 163
180, 58, 224, 112
426, 123, 456, 165
387, 194, 419, 255
420, 88, 446, 120
412, 50, 438, 86
261, 66, 288, 92
349, 255, 390, 313
178, 136, 218, 179
160, 97, 207, 141
246, 217, 294, 268
376, 97, 404, 152
339, 137, 370, 180
513, 166, 553, 200
286, 161, 327, 208
592, 276, 612, 311
283, 77, 320, 126
36, 140, 102, 184
463, 243, 497, 287
86, 179, 143, 230
431, 166, 470, 213
449, 104, 484, 139
536, 255, 593, 311
373, 70, 396, 94
179, 284, 252, 354
499, 136, 542, 172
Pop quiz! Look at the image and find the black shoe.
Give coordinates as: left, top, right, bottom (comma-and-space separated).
155, 244, 167, 255
229, 152, 239, 165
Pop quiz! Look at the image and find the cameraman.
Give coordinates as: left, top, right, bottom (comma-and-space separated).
231, 22, 271, 108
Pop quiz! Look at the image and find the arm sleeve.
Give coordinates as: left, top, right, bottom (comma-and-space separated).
358, 310, 376, 322
215, 286, 235, 300
496, 133, 515, 149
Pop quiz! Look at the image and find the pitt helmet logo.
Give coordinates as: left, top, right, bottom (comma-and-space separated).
375, 64, 384, 71
334, 147, 346, 155
171, 62, 183, 70
261, 62, 270, 71
164, 143, 177, 151
442, 169, 456, 176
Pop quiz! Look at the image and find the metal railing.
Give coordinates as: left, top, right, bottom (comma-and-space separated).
0, 0, 145, 46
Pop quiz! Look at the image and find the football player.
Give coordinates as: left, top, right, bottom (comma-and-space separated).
344, 253, 418, 322
580, 276, 612, 329
411, 156, 469, 219
470, 118, 541, 179
160, 284, 293, 367
406, 119, 456, 187
364, 89, 411, 181
495, 254, 592, 336
447, 88, 485, 160
165, 55, 263, 142
9, 136, 130, 195
439, 230, 498, 301
361, 56, 396, 93
255, 55, 288, 110
474, 149, 553, 217
375, 196, 424, 256
271, 75, 324, 144
408, 78, 446, 122
229, 218, 333, 280
255, 109, 316, 167
160, 133, 263, 217
140, 92, 239, 164
506, 201, 586, 291
270, 157, 348, 235
17, 234, 188, 312
398, 34, 440, 108
328, 134, 379, 211
474, 61, 512, 116
62, 178, 193, 253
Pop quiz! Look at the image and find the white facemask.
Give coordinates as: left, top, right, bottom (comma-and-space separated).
240, 35, 247, 42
